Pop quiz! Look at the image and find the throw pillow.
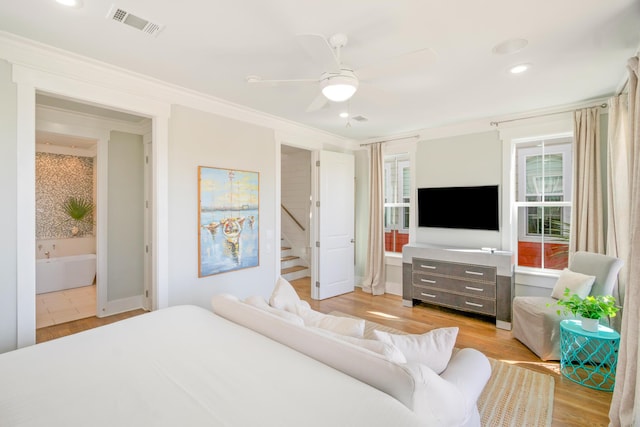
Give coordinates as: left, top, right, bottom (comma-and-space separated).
297, 307, 365, 338
265, 307, 305, 326
244, 295, 269, 309
372, 327, 459, 374
269, 276, 301, 313
310, 327, 407, 364
551, 268, 596, 300
244, 294, 305, 326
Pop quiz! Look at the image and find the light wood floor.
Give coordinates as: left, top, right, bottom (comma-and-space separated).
36, 285, 96, 328
36, 277, 612, 427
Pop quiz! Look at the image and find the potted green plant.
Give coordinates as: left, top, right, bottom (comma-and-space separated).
61, 196, 94, 236
555, 288, 620, 332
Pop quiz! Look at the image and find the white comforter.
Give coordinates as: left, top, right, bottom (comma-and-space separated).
0, 305, 424, 426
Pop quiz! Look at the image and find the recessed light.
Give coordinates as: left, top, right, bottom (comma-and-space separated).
509, 63, 531, 74
492, 38, 528, 55
339, 112, 349, 118
55, 0, 83, 8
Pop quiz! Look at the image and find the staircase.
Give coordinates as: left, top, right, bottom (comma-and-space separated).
281, 241, 310, 281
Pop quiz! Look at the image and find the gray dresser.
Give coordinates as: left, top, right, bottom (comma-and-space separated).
402, 243, 515, 330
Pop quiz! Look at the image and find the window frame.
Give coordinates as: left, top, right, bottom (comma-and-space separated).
515, 139, 572, 245
499, 118, 574, 275
381, 141, 416, 257
384, 155, 410, 235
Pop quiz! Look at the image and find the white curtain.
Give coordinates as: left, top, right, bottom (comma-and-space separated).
606, 95, 630, 311
570, 107, 604, 254
610, 55, 640, 427
362, 142, 386, 295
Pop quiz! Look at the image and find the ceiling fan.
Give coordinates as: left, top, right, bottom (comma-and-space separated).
246, 33, 437, 113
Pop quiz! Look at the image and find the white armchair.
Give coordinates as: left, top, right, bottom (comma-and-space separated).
511, 251, 623, 360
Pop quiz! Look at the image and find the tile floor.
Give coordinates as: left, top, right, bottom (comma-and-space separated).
36, 285, 96, 329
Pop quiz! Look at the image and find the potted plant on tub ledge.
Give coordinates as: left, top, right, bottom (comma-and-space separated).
61, 196, 94, 236
555, 288, 620, 332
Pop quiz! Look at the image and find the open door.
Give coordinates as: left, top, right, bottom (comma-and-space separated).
311, 150, 355, 300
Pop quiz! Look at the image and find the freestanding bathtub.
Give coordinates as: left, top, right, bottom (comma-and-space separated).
36, 254, 97, 294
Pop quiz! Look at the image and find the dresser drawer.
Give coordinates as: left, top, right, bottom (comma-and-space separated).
413, 286, 496, 316
412, 272, 496, 298
413, 258, 496, 282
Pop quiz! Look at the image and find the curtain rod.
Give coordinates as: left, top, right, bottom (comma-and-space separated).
359, 134, 420, 147
489, 103, 608, 127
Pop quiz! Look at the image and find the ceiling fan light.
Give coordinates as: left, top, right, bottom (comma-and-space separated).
321, 74, 359, 102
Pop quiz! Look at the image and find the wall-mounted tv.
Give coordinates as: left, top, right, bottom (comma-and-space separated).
417, 185, 499, 231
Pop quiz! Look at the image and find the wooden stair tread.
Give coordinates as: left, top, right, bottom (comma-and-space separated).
281, 255, 299, 262
281, 265, 309, 274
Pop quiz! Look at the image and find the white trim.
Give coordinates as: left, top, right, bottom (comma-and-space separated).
0, 32, 350, 151
102, 295, 145, 317
12, 64, 171, 347
384, 253, 403, 267
16, 82, 36, 348
385, 281, 402, 296
498, 115, 572, 263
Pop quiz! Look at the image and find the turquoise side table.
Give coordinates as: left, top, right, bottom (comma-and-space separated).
559, 319, 620, 391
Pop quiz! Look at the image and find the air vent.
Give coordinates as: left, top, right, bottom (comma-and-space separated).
352, 115, 369, 122
106, 4, 164, 37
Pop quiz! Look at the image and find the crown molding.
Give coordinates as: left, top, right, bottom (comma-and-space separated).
0, 31, 352, 150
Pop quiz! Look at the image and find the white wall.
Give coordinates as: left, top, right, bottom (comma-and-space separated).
107, 131, 145, 301
36, 237, 95, 259
415, 130, 502, 249
167, 105, 277, 306
0, 59, 17, 353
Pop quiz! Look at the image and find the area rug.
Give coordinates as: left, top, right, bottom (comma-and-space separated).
329, 311, 554, 427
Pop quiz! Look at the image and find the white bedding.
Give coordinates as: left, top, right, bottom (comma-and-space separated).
0, 305, 424, 426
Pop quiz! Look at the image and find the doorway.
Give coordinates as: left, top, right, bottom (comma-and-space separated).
28, 92, 154, 341
13, 62, 170, 348
280, 145, 312, 283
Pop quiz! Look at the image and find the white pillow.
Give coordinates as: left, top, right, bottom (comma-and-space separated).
269, 276, 301, 313
296, 307, 365, 338
309, 327, 407, 364
551, 268, 596, 300
372, 327, 459, 374
244, 294, 305, 326
244, 295, 270, 309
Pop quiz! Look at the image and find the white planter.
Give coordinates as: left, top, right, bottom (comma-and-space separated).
581, 317, 600, 332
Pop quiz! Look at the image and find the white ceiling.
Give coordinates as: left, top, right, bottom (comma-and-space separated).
2, 0, 639, 140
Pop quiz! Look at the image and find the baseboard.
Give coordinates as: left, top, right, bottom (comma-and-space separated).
100, 295, 144, 317
385, 281, 402, 296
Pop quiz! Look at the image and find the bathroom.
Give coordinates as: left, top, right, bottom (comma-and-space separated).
35, 133, 98, 328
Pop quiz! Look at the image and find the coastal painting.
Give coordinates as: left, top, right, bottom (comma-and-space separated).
198, 166, 259, 277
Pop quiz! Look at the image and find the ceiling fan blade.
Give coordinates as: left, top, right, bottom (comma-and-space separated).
356, 47, 437, 81
305, 92, 329, 112
296, 34, 340, 73
246, 75, 318, 86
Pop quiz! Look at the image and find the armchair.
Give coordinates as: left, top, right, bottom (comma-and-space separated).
511, 251, 623, 360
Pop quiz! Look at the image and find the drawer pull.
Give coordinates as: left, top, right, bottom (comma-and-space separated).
421, 293, 437, 298
465, 270, 484, 276
465, 301, 484, 308
465, 286, 484, 292
420, 265, 437, 270
420, 278, 437, 284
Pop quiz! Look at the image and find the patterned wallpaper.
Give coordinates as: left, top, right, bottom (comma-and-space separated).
36, 153, 95, 239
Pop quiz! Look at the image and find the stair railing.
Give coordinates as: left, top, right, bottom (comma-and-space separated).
281, 204, 305, 231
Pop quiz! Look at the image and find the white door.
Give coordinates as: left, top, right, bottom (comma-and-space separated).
312, 150, 355, 300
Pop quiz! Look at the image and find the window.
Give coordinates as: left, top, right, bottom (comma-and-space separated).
384, 153, 410, 253
515, 137, 572, 269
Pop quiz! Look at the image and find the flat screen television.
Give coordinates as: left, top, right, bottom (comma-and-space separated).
417, 185, 499, 231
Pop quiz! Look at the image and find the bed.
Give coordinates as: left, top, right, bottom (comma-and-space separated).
0, 305, 424, 426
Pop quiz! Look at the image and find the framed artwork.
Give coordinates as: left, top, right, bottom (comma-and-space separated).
198, 166, 259, 277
